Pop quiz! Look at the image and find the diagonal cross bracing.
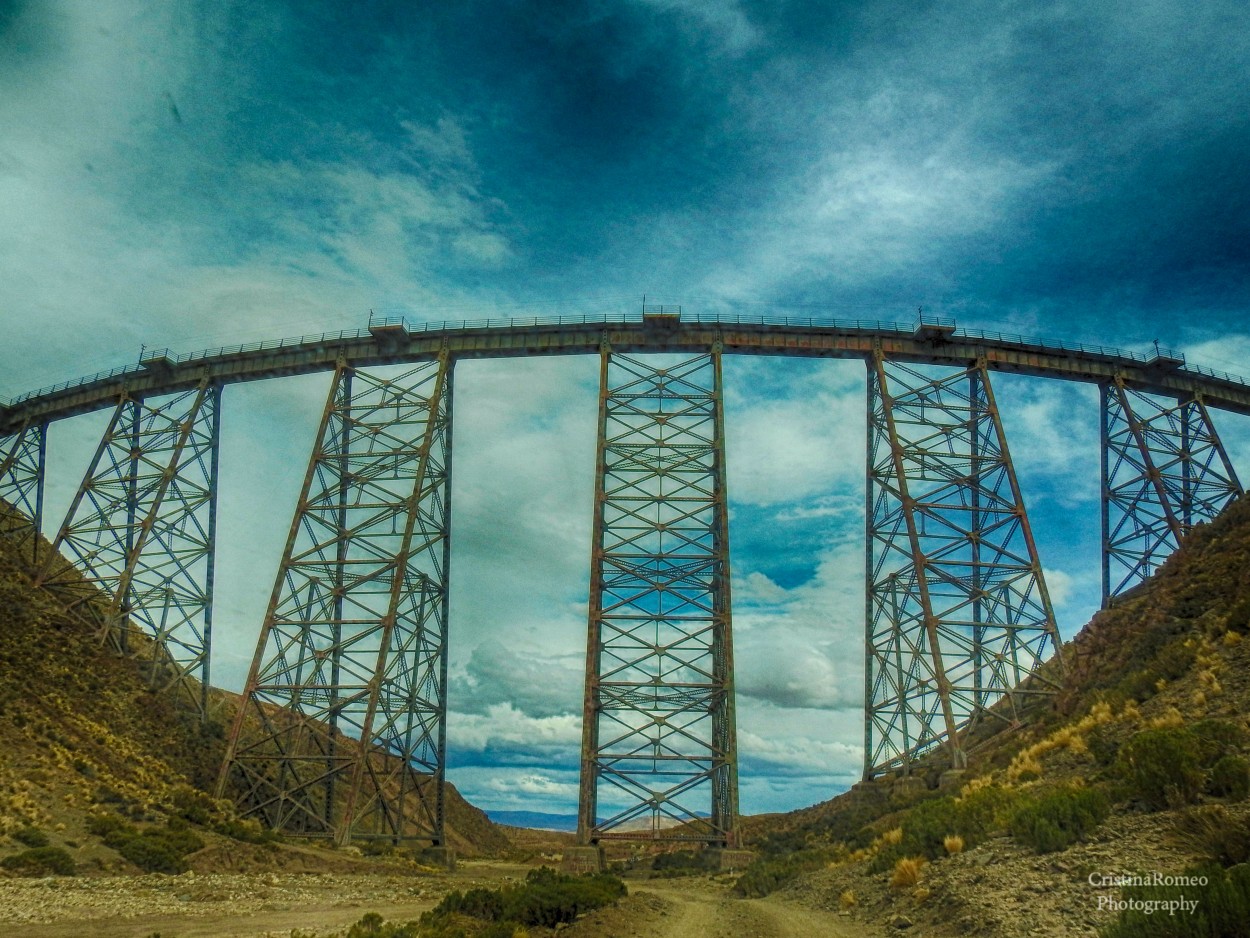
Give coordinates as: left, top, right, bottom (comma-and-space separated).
1101, 380, 1243, 603
578, 348, 739, 846
217, 358, 452, 846
0, 421, 46, 564
865, 355, 1063, 777
32, 383, 220, 714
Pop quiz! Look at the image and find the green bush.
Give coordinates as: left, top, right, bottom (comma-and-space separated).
733, 845, 844, 898
1190, 720, 1247, 765
425, 867, 625, 932
89, 814, 205, 874
1210, 756, 1250, 800
212, 816, 278, 844
1118, 727, 1205, 810
1099, 862, 1250, 938
1174, 806, 1250, 867
1009, 785, 1110, 853
649, 848, 717, 876
1, 846, 76, 876
869, 784, 1018, 871
13, 826, 49, 848
169, 785, 216, 825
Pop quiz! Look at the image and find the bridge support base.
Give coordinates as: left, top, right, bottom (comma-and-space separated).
706, 848, 755, 873
561, 846, 605, 874
418, 847, 457, 871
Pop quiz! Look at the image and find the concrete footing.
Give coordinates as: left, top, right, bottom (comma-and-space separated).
891, 775, 929, 803
706, 848, 756, 872
939, 768, 968, 790
418, 846, 457, 871
560, 845, 605, 874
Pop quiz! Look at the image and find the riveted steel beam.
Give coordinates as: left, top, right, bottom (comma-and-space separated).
217, 356, 453, 846
578, 345, 739, 846
0, 420, 47, 564
32, 382, 219, 713
865, 355, 1063, 778
6, 317, 1250, 436
1101, 379, 1244, 603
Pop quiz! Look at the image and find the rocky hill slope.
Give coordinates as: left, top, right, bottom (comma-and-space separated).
737, 496, 1250, 938
0, 511, 509, 876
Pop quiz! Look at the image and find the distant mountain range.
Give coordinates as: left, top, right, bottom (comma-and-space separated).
486, 810, 580, 831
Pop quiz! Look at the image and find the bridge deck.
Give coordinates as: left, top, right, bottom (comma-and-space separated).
4, 315, 1249, 433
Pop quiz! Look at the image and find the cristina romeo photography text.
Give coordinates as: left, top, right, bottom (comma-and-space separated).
1090, 871, 1207, 918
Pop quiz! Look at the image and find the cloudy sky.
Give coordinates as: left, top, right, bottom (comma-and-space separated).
3, 0, 1249, 818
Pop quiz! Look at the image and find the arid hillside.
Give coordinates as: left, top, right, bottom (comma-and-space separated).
734, 496, 1250, 938
0, 513, 509, 878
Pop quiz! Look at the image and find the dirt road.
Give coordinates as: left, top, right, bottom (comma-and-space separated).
567, 877, 875, 938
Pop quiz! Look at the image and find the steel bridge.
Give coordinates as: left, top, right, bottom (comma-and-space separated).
1, 310, 1245, 849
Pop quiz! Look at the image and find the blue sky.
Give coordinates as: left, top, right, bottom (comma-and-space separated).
2, 0, 1249, 817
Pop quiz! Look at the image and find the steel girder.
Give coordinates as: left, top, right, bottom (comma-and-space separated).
1101, 379, 1243, 603
578, 346, 739, 846
217, 357, 453, 846
33, 382, 220, 714
865, 355, 1063, 777
0, 421, 46, 563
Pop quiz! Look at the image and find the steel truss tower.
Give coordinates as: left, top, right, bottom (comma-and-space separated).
1101, 378, 1243, 603
218, 358, 453, 846
33, 383, 220, 714
578, 345, 739, 846
0, 420, 46, 563
865, 355, 1063, 777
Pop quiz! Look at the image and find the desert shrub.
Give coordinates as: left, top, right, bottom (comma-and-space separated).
169, 785, 215, 825
1190, 720, 1247, 764
90, 815, 205, 874
12, 826, 49, 848
733, 845, 844, 898
1009, 785, 1109, 853
114, 835, 188, 874
1173, 806, 1250, 867
1226, 597, 1250, 633
1118, 668, 1164, 703
651, 848, 715, 875
1087, 723, 1121, 767
871, 784, 1016, 870
1210, 756, 1250, 800
1, 846, 76, 876
1099, 862, 1250, 938
427, 867, 624, 932
86, 813, 131, 839
341, 912, 424, 937
212, 816, 278, 844
1118, 727, 1205, 810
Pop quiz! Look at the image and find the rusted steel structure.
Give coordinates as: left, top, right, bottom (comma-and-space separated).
0, 419, 46, 564
215, 358, 452, 845
866, 354, 1064, 775
1101, 378, 1243, 603
1, 311, 1246, 844
578, 342, 739, 846
30, 381, 220, 715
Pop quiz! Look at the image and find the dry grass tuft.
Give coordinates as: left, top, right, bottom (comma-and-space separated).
839, 889, 857, 910
882, 826, 903, 846
890, 856, 926, 889
943, 834, 965, 855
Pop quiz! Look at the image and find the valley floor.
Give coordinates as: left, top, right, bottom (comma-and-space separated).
0, 861, 877, 938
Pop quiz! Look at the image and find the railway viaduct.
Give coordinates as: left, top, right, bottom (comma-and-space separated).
1, 310, 1245, 852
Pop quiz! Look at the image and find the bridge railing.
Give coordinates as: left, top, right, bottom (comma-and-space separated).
4, 312, 1248, 408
